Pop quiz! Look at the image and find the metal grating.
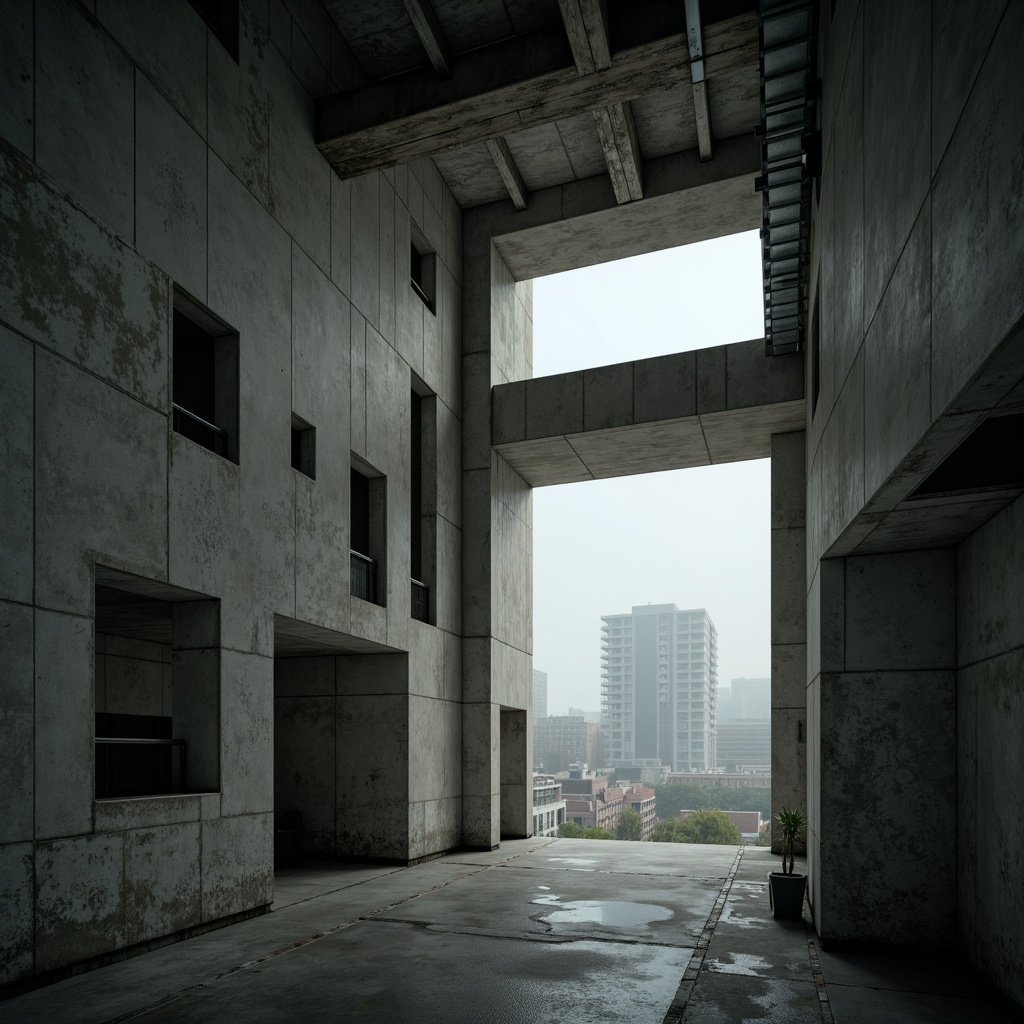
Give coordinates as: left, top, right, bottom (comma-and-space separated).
757, 0, 818, 356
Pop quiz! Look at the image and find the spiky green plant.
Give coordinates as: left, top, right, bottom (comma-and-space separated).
776, 806, 805, 876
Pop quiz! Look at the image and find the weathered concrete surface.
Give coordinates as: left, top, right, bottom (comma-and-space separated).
3, 840, 1014, 1024
492, 339, 803, 486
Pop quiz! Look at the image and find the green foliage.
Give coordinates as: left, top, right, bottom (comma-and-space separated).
615, 809, 644, 841
654, 782, 770, 820
756, 821, 772, 847
557, 821, 613, 840
649, 819, 688, 842
649, 809, 741, 845
776, 806, 805, 875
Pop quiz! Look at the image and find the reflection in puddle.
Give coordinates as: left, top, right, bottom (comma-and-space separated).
532, 894, 674, 928
706, 953, 774, 976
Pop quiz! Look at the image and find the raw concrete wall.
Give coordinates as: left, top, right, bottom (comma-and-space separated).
809, 550, 956, 946
956, 495, 1024, 1009
96, 636, 171, 718
806, 0, 1023, 990
0, 0, 463, 984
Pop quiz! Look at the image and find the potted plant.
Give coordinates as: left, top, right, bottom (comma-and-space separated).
767, 806, 807, 920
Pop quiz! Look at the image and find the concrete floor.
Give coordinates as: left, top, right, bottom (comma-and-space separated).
2, 838, 1014, 1023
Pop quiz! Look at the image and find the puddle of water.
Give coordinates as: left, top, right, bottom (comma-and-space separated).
536, 885, 551, 890
706, 953, 774, 977
532, 895, 674, 928
546, 857, 599, 867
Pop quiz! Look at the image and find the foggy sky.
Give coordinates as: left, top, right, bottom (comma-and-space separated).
530, 230, 771, 714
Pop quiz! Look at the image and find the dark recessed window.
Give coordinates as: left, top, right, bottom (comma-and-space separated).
188, 0, 239, 61
291, 414, 316, 479
410, 224, 436, 314
351, 461, 386, 605
172, 291, 238, 463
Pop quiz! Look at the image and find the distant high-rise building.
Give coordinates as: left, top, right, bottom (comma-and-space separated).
532, 669, 548, 724
534, 715, 599, 774
601, 605, 718, 772
717, 677, 770, 770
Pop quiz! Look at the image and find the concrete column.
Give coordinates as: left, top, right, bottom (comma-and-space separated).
770, 431, 807, 843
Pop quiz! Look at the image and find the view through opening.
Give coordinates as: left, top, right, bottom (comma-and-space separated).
530, 230, 773, 844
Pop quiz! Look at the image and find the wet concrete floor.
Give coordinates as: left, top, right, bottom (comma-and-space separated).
2, 839, 1015, 1023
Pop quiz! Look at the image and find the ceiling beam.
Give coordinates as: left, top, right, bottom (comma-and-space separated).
593, 102, 643, 203
486, 137, 529, 211
316, 13, 757, 179
558, 0, 610, 74
402, 0, 452, 80
685, 0, 713, 161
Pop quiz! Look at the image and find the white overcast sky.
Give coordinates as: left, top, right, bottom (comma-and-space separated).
530, 228, 771, 715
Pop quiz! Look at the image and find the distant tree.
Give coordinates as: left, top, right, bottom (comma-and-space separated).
648, 810, 742, 845
558, 821, 586, 838
654, 783, 770, 819
676, 809, 742, 845
756, 821, 772, 847
582, 826, 614, 840
615, 809, 644, 841
649, 819, 688, 843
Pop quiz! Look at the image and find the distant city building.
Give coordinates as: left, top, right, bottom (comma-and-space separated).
562, 774, 623, 832
623, 784, 657, 839
534, 715, 599, 774
567, 706, 601, 723
601, 605, 718, 772
532, 776, 566, 838
667, 772, 770, 789
532, 669, 548, 725
717, 677, 770, 770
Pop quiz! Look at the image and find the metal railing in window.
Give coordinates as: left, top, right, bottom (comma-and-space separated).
411, 578, 429, 622
351, 550, 377, 602
95, 737, 187, 799
172, 403, 229, 457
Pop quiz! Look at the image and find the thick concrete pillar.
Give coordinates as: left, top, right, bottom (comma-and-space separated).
770, 431, 806, 842
500, 708, 530, 837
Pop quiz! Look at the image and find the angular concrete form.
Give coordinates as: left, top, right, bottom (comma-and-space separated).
1, 1, 1023, 1016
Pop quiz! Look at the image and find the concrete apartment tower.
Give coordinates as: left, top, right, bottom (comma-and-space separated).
2, 0, 1023, 1014
601, 606, 718, 772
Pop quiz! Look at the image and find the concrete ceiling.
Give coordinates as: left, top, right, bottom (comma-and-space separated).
317, 0, 762, 214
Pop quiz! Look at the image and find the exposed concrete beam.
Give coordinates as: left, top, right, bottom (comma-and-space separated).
593, 101, 643, 203
491, 339, 804, 487
467, 134, 760, 280
685, 0, 714, 161
558, 0, 610, 74
486, 137, 529, 211
402, 0, 452, 80
316, 13, 758, 178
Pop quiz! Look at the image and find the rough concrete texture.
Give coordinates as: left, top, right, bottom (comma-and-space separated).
3, 840, 1014, 1024
957, 494, 1024, 1009
493, 338, 803, 486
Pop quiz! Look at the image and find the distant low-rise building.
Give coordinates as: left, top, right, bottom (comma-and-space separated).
534, 715, 599, 774
532, 775, 566, 838
622, 784, 657, 839
562, 774, 624, 833
667, 771, 770, 789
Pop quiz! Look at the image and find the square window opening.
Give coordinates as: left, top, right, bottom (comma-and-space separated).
94, 569, 220, 800
291, 414, 316, 479
172, 290, 239, 463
